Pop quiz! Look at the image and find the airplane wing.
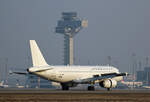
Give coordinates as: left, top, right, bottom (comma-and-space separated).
73, 72, 128, 84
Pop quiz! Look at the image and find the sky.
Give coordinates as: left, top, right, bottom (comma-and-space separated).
0, 0, 150, 80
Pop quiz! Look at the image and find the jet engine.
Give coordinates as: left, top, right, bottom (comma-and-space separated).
99, 79, 117, 88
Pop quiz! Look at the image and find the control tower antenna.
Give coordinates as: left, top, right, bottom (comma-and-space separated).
55, 12, 87, 65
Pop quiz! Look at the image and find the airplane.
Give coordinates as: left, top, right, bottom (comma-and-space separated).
0, 81, 8, 88
19, 40, 128, 91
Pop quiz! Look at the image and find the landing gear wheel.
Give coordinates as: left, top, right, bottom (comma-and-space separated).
61, 83, 69, 90
87, 86, 95, 91
107, 88, 111, 91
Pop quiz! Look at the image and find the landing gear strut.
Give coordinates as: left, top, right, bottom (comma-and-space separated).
61, 83, 69, 90
87, 86, 95, 91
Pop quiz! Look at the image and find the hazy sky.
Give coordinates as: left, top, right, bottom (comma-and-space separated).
0, 0, 150, 74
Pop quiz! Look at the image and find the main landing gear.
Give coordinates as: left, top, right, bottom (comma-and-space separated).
107, 88, 111, 91
61, 83, 69, 90
87, 85, 95, 91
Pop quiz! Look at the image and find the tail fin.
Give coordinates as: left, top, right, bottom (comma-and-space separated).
30, 40, 48, 67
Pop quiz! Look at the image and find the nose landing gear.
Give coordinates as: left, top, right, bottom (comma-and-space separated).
87, 85, 95, 91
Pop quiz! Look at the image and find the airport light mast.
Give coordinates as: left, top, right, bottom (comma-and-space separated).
55, 12, 87, 65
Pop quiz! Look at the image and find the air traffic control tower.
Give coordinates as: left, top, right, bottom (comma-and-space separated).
55, 12, 87, 65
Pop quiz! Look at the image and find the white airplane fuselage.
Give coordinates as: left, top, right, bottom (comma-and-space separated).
29, 65, 122, 83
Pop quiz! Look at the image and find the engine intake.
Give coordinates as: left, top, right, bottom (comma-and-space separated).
99, 79, 117, 88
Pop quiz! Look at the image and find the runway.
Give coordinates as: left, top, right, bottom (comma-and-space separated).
0, 89, 150, 102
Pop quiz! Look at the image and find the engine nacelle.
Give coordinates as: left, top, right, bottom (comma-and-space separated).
99, 79, 117, 88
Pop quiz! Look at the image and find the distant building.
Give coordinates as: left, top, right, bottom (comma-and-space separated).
121, 81, 143, 87
136, 67, 150, 85
144, 67, 150, 85
136, 71, 145, 81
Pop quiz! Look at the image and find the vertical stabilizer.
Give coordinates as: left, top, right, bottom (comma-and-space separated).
30, 40, 48, 67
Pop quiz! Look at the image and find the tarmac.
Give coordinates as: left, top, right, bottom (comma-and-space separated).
0, 88, 150, 102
